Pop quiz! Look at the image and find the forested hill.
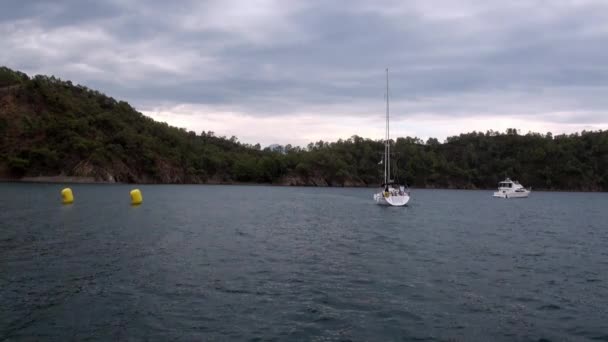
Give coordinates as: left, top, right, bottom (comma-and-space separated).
1, 66, 607, 191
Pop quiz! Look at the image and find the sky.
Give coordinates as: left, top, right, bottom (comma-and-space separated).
2, 0, 608, 146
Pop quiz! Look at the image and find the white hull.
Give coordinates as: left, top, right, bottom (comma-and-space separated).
493, 190, 530, 198
374, 192, 410, 206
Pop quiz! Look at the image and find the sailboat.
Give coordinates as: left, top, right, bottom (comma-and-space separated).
373, 69, 411, 206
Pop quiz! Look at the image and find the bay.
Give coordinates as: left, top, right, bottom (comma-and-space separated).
1, 183, 607, 341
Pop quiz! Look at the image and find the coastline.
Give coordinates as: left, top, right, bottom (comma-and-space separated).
1, 176, 108, 184
0, 176, 604, 192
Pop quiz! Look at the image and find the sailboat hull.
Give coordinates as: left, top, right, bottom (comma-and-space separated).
373, 192, 410, 206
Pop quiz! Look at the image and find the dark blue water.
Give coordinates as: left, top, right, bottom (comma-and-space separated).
1, 183, 607, 341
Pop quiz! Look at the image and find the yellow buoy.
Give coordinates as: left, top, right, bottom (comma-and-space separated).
130, 189, 143, 205
61, 188, 74, 204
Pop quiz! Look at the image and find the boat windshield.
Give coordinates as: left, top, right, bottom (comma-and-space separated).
499, 182, 512, 188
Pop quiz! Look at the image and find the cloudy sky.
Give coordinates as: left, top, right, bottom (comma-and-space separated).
2, 0, 608, 145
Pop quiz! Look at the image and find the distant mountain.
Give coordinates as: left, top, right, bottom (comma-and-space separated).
1, 66, 607, 190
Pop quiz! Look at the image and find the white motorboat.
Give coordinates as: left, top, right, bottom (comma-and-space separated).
493, 178, 531, 198
373, 69, 410, 207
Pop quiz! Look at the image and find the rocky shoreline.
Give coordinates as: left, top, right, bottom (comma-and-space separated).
2, 175, 605, 192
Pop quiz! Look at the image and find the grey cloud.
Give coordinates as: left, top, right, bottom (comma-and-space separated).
0, 0, 122, 26
1, 0, 608, 127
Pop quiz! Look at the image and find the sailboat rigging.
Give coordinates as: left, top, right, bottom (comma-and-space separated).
373, 69, 411, 206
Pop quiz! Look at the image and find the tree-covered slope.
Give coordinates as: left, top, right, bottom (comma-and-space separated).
1, 66, 606, 190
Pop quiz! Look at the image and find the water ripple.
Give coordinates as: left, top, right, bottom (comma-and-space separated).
1, 185, 608, 341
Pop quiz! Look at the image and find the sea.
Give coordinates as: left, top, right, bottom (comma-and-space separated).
1, 183, 607, 341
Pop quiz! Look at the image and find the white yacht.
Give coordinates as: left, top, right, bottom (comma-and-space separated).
374, 182, 410, 206
373, 69, 410, 207
493, 178, 531, 198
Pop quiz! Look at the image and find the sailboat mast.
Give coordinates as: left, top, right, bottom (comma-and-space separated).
386, 68, 390, 183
